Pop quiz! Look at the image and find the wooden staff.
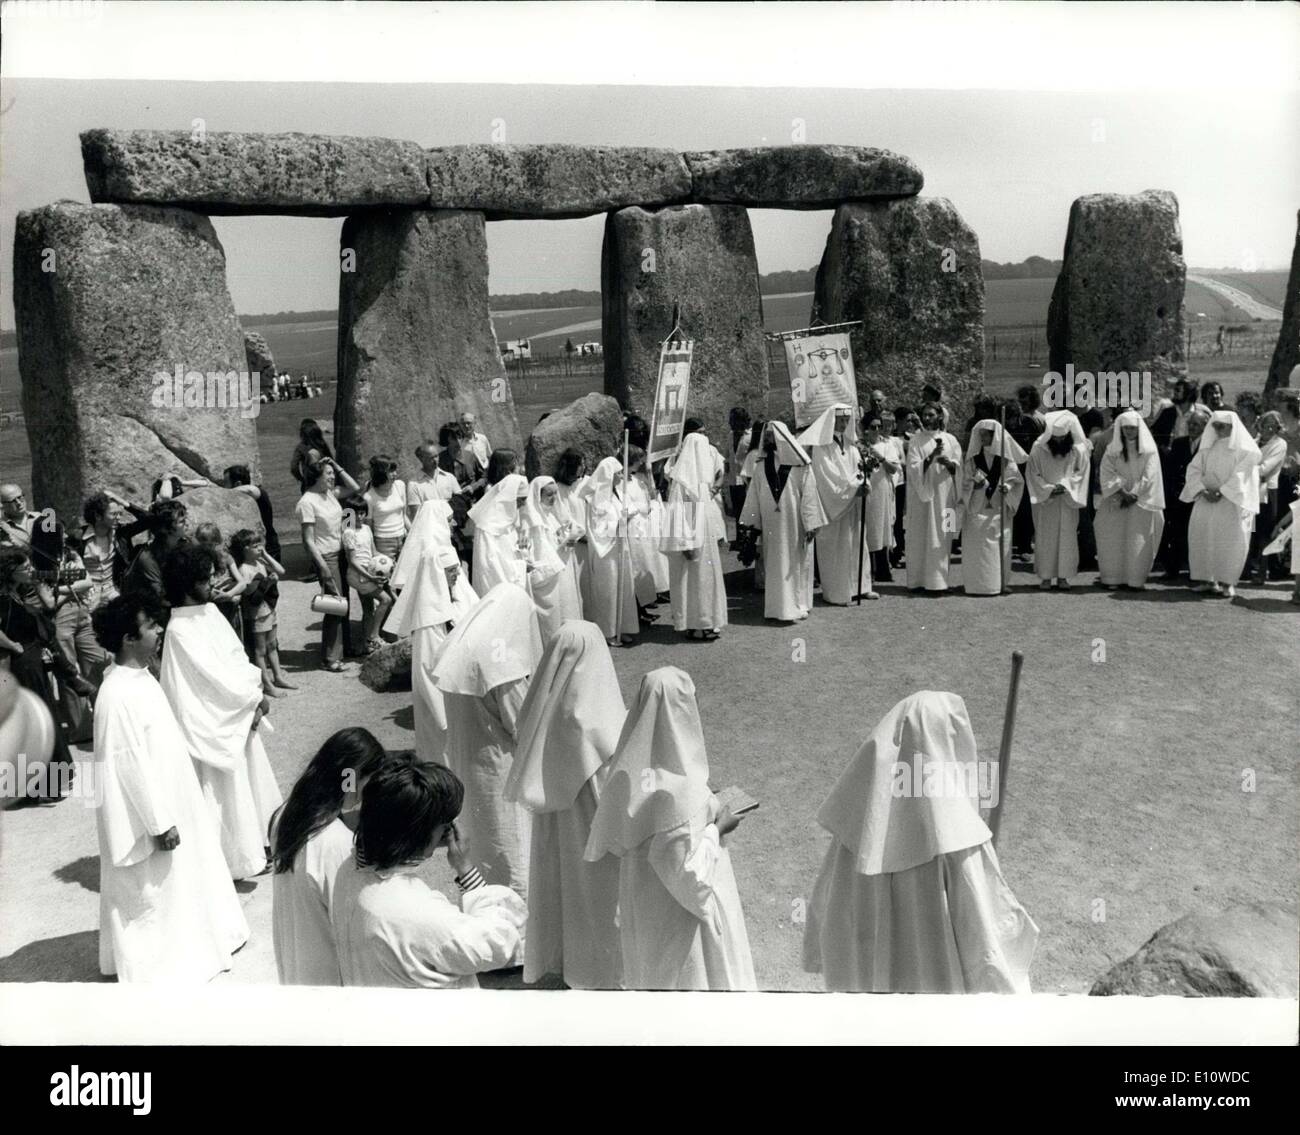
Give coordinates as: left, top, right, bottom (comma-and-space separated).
998, 401, 1008, 595
856, 437, 869, 605
616, 428, 630, 637
987, 650, 1024, 847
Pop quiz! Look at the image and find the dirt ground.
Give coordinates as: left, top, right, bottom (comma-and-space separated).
2, 539, 1296, 995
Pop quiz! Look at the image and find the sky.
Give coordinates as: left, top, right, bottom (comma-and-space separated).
1, 6, 1297, 327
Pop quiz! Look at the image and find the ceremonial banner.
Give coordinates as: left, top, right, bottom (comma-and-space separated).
785, 332, 856, 428
647, 337, 694, 465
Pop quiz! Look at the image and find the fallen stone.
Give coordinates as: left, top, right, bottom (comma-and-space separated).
525, 392, 625, 479
1266, 209, 1299, 395
426, 144, 691, 219
1090, 902, 1299, 997
359, 637, 412, 693
243, 330, 276, 383
1047, 190, 1187, 396
813, 196, 985, 429
602, 204, 771, 441
81, 129, 428, 216
13, 202, 259, 525
685, 145, 923, 208
335, 209, 520, 474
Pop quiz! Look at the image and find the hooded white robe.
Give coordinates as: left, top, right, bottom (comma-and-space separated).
905, 427, 964, 590
629, 470, 670, 599
662, 433, 730, 632
433, 583, 542, 911
271, 815, 353, 986
739, 424, 827, 621
332, 858, 527, 988
961, 420, 1028, 595
803, 691, 1038, 993
581, 458, 639, 640
1180, 410, 1261, 584
469, 473, 530, 597
800, 404, 873, 603
504, 621, 625, 988
522, 477, 584, 643
1096, 410, 1166, 587
94, 664, 248, 982
1027, 411, 1090, 581
160, 603, 283, 880
389, 497, 453, 592
585, 667, 756, 991
864, 436, 902, 552
555, 475, 590, 607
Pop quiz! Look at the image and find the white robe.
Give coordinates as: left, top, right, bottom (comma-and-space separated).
739, 462, 826, 621
961, 453, 1024, 595
271, 816, 353, 986
617, 815, 757, 991
864, 441, 899, 552
555, 478, 590, 607
1096, 449, 1165, 587
332, 861, 526, 988
662, 463, 729, 632
905, 431, 964, 590
806, 438, 873, 604
160, 604, 283, 880
803, 840, 1038, 993
93, 664, 248, 983
441, 679, 532, 904
629, 472, 670, 599
1027, 446, 1089, 580
472, 526, 528, 596
1182, 443, 1257, 584
583, 492, 639, 639
526, 522, 583, 644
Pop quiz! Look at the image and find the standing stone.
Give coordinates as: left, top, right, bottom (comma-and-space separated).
684, 145, 923, 208
14, 202, 259, 523
602, 204, 770, 439
336, 209, 519, 475
1266, 209, 1299, 395
814, 197, 985, 428
243, 330, 276, 383
1047, 190, 1186, 396
524, 392, 624, 479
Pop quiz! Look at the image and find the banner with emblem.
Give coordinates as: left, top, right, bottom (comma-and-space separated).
784, 331, 857, 428
647, 336, 694, 465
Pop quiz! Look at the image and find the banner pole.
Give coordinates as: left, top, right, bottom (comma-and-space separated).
999, 402, 1007, 595
616, 428, 630, 640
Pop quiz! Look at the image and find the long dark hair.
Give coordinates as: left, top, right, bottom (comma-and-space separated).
486, 448, 518, 486
355, 760, 464, 871
272, 727, 387, 873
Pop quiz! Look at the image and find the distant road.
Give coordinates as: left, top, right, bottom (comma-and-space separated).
1188, 274, 1284, 321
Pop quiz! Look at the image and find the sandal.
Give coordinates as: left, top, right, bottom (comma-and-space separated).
323, 661, 345, 673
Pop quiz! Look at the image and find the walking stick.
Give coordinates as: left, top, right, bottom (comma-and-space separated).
987, 650, 1024, 847
615, 429, 629, 637
998, 402, 1007, 595
856, 450, 869, 605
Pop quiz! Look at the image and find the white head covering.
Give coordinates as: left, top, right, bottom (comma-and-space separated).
1100, 409, 1165, 511
386, 543, 472, 636
1033, 409, 1088, 450
798, 402, 858, 449
816, 691, 992, 876
1190, 409, 1261, 514
584, 666, 714, 860
666, 433, 716, 499
1195, 409, 1261, 457
763, 420, 811, 466
584, 457, 625, 557
467, 472, 528, 535
964, 419, 1028, 465
1105, 409, 1157, 458
522, 475, 562, 534
389, 498, 452, 591
431, 581, 542, 697
505, 620, 627, 813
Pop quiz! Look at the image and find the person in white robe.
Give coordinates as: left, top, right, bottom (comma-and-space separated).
332, 760, 527, 988
522, 476, 584, 644
661, 433, 730, 639
270, 727, 389, 985
159, 546, 283, 880
553, 450, 590, 608
628, 451, 671, 601
803, 690, 1039, 993
585, 666, 757, 991
1096, 409, 1166, 590
799, 403, 878, 602
1181, 409, 1261, 597
740, 422, 827, 621
581, 456, 639, 645
504, 621, 625, 989
389, 496, 453, 593
861, 413, 903, 582
432, 582, 541, 912
468, 473, 530, 597
91, 594, 248, 983
961, 419, 1028, 596
1026, 410, 1090, 589
905, 402, 964, 592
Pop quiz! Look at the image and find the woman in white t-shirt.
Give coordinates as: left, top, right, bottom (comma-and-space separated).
296, 455, 360, 672
364, 455, 409, 560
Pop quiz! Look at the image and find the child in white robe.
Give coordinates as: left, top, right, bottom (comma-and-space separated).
1027, 410, 1090, 589
504, 620, 625, 989
332, 760, 527, 988
662, 433, 730, 639
585, 666, 757, 991
553, 450, 590, 608
904, 402, 964, 592
468, 473, 530, 597
270, 728, 389, 985
522, 476, 583, 644
800, 403, 877, 603
91, 595, 248, 983
961, 419, 1027, 596
1096, 409, 1165, 590
432, 582, 541, 911
1180, 409, 1261, 597
582, 457, 639, 645
861, 414, 903, 582
803, 690, 1039, 993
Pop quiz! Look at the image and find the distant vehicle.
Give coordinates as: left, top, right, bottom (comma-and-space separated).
501, 338, 532, 360
577, 341, 603, 357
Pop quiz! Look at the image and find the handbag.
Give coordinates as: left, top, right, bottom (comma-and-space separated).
310, 593, 349, 617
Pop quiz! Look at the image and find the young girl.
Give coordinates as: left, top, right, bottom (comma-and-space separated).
230, 528, 294, 696
194, 522, 247, 633
342, 496, 396, 654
